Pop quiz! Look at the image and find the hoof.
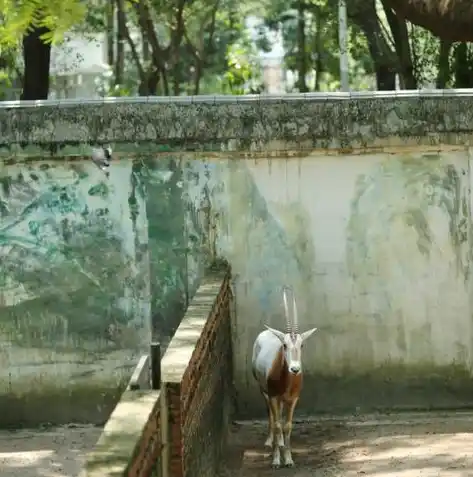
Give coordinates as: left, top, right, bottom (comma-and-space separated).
284, 452, 295, 467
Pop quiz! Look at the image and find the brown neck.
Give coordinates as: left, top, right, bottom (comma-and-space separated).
267, 345, 300, 397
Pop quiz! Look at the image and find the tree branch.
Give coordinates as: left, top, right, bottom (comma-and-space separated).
385, 0, 473, 42
121, 10, 146, 82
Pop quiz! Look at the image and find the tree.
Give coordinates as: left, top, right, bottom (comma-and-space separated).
112, 0, 262, 96
0, 0, 86, 99
0, 0, 266, 98
21, 27, 51, 99
261, 0, 375, 91
347, 0, 473, 88
0, 47, 22, 99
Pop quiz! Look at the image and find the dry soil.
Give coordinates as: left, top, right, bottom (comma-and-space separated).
222, 411, 473, 477
2, 412, 473, 476
0, 425, 102, 477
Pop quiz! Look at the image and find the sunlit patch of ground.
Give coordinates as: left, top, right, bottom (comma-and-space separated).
0, 425, 102, 477
221, 412, 473, 476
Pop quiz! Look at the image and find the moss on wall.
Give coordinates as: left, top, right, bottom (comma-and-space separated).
237, 362, 473, 419
3, 93, 473, 154
0, 379, 127, 428
0, 157, 212, 427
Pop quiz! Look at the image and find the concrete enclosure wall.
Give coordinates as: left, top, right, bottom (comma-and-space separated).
3, 92, 473, 421
0, 157, 209, 426
223, 152, 473, 416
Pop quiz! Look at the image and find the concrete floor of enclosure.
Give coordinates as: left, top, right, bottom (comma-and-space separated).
0, 425, 102, 477
221, 412, 473, 477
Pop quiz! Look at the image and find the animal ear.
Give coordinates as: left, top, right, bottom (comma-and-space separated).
300, 327, 318, 342
264, 325, 286, 342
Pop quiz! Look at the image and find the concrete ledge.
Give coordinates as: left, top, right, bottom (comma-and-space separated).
80, 389, 160, 477
2, 90, 473, 153
160, 273, 227, 384
127, 355, 151, 391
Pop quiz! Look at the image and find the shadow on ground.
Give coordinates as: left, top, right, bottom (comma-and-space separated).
221, 412, 473, 476
0, 425, 102, 477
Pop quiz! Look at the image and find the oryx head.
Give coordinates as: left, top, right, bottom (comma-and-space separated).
265, 285, 318, 375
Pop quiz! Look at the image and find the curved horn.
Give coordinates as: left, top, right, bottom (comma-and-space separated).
282, 286, 291, 333
292, 292, 299, 333
264, 325, 286, 342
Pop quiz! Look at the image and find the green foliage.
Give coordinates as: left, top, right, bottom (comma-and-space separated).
0, 0, 87, 46
0, 46, 22, 100
408, 24, 439, 86
259, 0, 373, 91
220, 38, 264, 94
1, 0, 473, 97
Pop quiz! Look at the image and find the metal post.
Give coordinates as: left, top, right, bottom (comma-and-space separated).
150, 341, 161, 390
338, 0, 349, 91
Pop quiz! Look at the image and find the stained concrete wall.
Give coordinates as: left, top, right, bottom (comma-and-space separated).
207, 153, 473, 416
0, 157, 208, 426
3, 92, 473, 421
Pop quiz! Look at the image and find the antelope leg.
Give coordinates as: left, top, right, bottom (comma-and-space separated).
268, 397, 282, 467
283, 398, 298, 467
262, 392, 274, 447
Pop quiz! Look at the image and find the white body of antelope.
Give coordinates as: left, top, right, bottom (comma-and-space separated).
251, 286, 318, 468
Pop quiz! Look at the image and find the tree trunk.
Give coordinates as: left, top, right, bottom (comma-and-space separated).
115, 0, 126, 85
125, 31, 147, 95
139, 69, 159, 95
134, 0, 170, 95
142, 24, 150, 64
170, 0, 186, 96
21, 27, 51, 100
313, 8, 322, 91
436, 40, 452, 88
106, 0, 115, 66
348, 0, 396, 90
381, 0, 416, 88
375, 65, 396, 90
453, 43, 473, 88
296, 0, 308, 92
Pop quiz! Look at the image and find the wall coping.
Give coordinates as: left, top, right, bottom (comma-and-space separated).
160, 272, 226, 383
3, 89, 473, 109
127, 354, 151, 391
80, 389, 160, 477
2, 90, 473, 156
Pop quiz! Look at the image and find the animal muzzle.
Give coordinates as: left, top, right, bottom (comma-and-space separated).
289, 363, 301, 375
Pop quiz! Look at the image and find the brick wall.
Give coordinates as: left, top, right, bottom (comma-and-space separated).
80, 389, 162, 477
160, 266, 234, 477
81, 266, 233, 477
127, 396, 162, 477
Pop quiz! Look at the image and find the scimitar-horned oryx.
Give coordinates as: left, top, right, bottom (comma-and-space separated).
252, 286, 318, 468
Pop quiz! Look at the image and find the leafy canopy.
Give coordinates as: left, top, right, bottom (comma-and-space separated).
0, 0, 87, 46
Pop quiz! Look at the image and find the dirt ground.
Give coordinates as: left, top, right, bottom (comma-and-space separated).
0, 425, 102, 477
222, 412, 473, 477
2, 412, 473, 476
